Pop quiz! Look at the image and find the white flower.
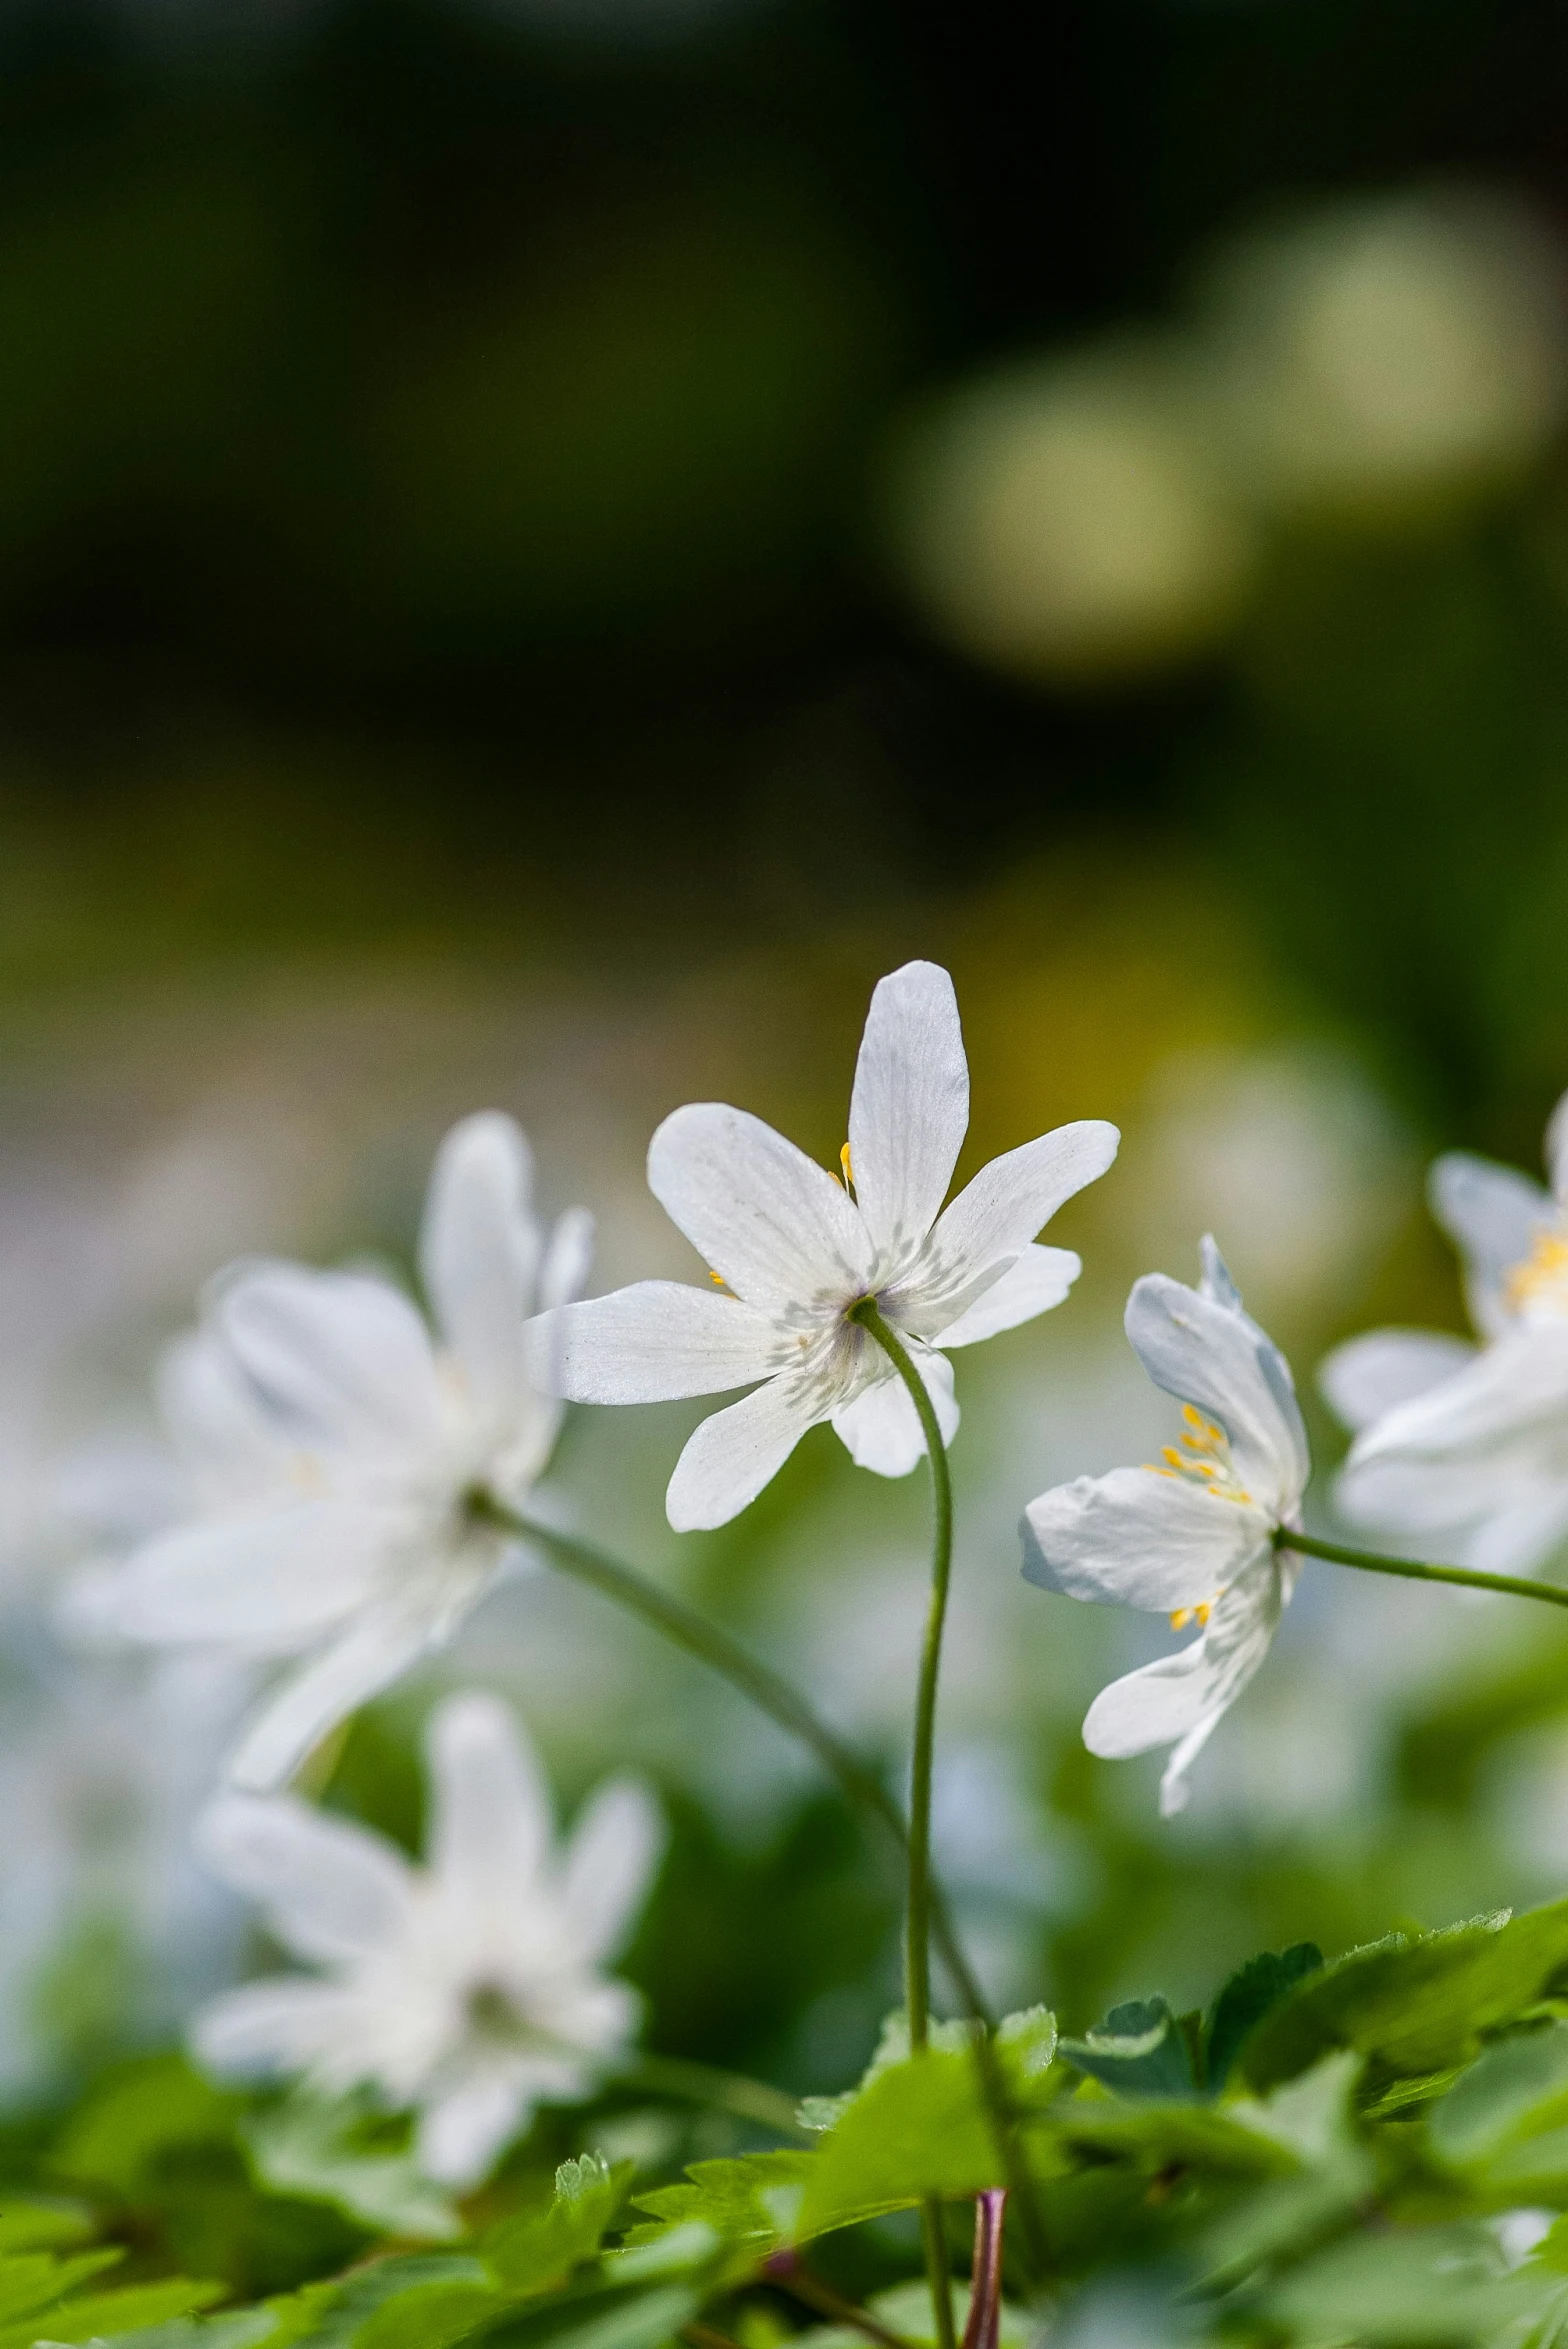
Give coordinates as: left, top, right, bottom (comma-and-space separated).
1021, 1238, 1309, 1816
538, 960, 1118, 1531
191, 1691, 662, 2189
78, 1113, 593, 1791
1323, 1090, 1568, 1578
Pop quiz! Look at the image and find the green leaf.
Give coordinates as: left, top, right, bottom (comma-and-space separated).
1260, 2220, 1557, 2342
994, 2007, 1058, 2097
795, 2047, 1003, 2239
629, 2152, 815, 2254
484, 2282, 699, 2349
262, 2254, 492, 2349
1058, 1999, 1199, 2100
0, 2203, 94, 2254
241, 2099, 462, 2244
1205, 1943, 1323, 2093
485, 2156, 628, 2295
1239, 1898, 1568, 2092
1, 2276, 226, 2349
1428, 2019, 1568, 2165
1203, 2052, 1376, 2285
795, 2011, 974, 2133
53, 2055, 243, 2199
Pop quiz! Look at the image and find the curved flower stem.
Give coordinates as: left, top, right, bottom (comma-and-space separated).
469, 1493, 992, 2025
610, 2051, 809, 2139
846, 1300, 959, 2349
844, 1303, 953, 2049
1278, 1526, 1568, 1609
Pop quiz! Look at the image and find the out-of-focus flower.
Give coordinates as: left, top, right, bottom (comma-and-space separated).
1022, 1239, 1308, 1816
887, 349, 1259, 687
1324, 1091, 1568, 1578
74, 1114, 593, 1791
541, 961, 1118, 1530
0, 1643, 252, 2089
192, 1692, 661, 2188
1204, 188, 1568, 519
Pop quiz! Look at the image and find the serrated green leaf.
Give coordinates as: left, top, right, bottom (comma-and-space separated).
628, 2152, 814, 2254
242, 2098, 461, 2244
1240, 1898, 1568, 2093
1059, 1999, 1198, 2100
484, 2156, 628, 2295
795, 2012, 974, 2134
261, 2255, 490, 2349
354, 2280, 503, 2349
994, 2007, 1058, 2094
795, 2048, 1002, 2239
1206, 1943, 1323, 2093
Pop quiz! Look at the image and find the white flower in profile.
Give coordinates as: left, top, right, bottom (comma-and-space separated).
78, 1114, 593, 1792
1323, 1090, 1568, 1578
538, 961, 1118, 1531
191, 1692, 661, 2189
1021, 1238, 1308, 1816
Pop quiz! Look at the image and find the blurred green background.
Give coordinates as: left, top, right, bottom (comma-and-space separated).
5, 0, 1568, 2148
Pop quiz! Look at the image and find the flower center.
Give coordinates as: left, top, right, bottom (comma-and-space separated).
1147, 1404, 1253, 1506
1505, 1222, 1568, 1319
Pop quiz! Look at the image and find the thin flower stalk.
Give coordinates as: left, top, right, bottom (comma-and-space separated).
1274, 1524, 1568, 1608
962, 2192, 1008, 2349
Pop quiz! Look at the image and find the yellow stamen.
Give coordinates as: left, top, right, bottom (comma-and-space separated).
1169, 1607, 1193, 1630
1506, 1227, 1568, 1312
1169, 1600, 1213, 1632
840, 1142, 854, 1189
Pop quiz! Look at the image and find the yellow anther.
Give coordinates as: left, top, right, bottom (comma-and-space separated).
1161, 1446, 1185, 1471
840, 1142, 854, 1189
1506, 1228, 1568, 1313
1195, 1601, 1211, 1627
1169, 1607, 1194, 1630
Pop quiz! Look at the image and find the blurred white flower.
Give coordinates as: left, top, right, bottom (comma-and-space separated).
542, 960, 1118, 1530
1205, 187, 1568, 517
887, 349, 1258, 687
75, 1113, 592, 1791
192, 1691, 661, 2188
0, 1643, 252, 2088
1023, 1238, 1308, 1816
1324, 1090, 1568, 1579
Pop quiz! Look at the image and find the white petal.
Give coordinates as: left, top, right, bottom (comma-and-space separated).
1334, 1449, 1505, 1539
562, 1778, 664, 1960
846, 962, 968, 1264
539, 1208, 596, 1313
1023, 1466, 1272, 1614
1159, 1713, 1225, 1818
426, 1691, 553, 1902
1467, 1484, 1568, 1578
196, 1792, 413, 1963
227, 1601, 450, 1792
916, 1122, 1120, 1325
937, 1246, 1080, 1348
541, 1282, 779, 1405
419, 1114, 541, 1422
217, 1265, 443, 1459
1348, 1321, 1568, 1462
665, 1376, 824, 1530
1317, 1329, 1477, 1434
108, 1501, 394, 1653
1549, 1089, 1568, 1206
416, 2073, 532, 2187
830, 1350, 959, 1477
1124, 1274, 1307, 1512
191, 1978, 364, 2079
1082, 1558, 1283, 1789
159, 1332, 291, 1509
1429, 1152, 1552, 1338
648, 1103, 873, 1311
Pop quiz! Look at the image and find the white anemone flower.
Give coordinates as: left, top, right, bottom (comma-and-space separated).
1021, 1238, 1309, 1816
538, 960, 1118, 1531
81, 1113, 593, 1791
191, 1691, 662, 2189
1324, 1090, 1568, 1578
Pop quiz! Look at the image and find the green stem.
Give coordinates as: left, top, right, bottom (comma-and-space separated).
1278, 1525, 1568, 1609
845, 1303, 953, 2049
847, 1300, 959, 2349
469, 1493, 992, 2026
610, 2051, 808, 2139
